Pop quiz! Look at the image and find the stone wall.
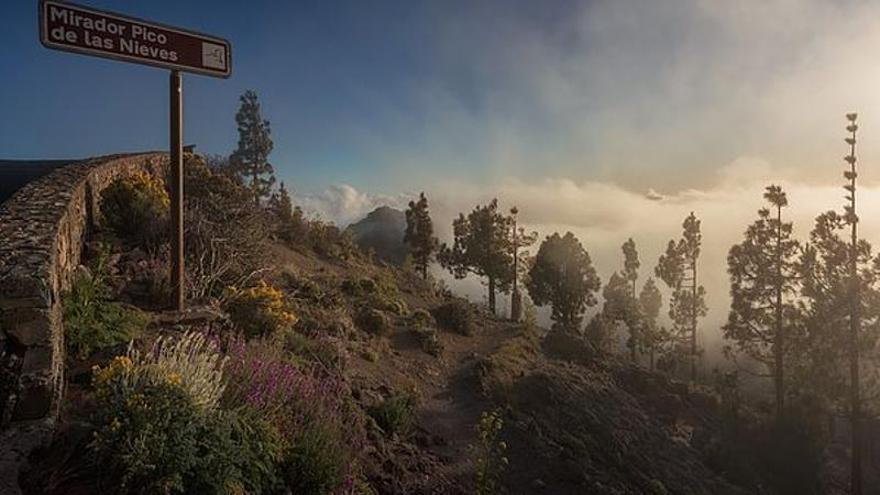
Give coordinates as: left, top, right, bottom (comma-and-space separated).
0, 152, 167, 494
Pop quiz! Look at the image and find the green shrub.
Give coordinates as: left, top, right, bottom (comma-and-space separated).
189, 410, 283, 495
410, 308, 435, 330
282, 329, 345, 369
368, 393, 417, 436
91, 356, 203, 494
224, 281, 298, 339
285, 274, 341, 308
380, 298, 409, 316
355, 308, 390, 336
475, 409, 508, 495
92, 352, 281, 495
433, 299, 475, 336
281, 423, 349, 495
63, 262, 147, 360
341, 277, 377, 297
100, 172, 170, 251
414, 327, 443, 357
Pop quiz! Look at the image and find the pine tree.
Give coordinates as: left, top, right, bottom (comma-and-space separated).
638, 277, 665, 370
526, 232, 601, 330
622, 238, 640, 298
844, 113, 863, 495
602, 271, 640, 359
267, 182, 295, 240
230, 90, 276, 205
439, 199, 514, 314
509, 206, 537, 321
404, 192, 439, 279
622, 238, 641, 361
656, 212, 706, 382
724, 185, 799, 419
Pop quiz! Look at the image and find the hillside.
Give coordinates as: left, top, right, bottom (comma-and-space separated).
19, 229, 764, 495
4, 156, 809, 495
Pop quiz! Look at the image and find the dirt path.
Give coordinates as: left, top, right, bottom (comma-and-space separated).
349, 311, 519, 492
411, 318, 518, 488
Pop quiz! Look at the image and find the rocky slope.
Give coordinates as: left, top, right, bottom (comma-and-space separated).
22, 233, 767, 494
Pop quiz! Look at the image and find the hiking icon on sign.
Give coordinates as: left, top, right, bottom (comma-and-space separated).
202, 42, 227, 71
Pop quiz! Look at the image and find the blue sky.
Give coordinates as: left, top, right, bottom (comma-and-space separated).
4, 0, 880, 197
1, 0, 585, 192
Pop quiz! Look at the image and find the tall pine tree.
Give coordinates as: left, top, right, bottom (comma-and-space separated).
638, 277, 666, 370
844, 113, 863, 495
230, 90, 276, 205
509, 206, 537, 321
724, 185, 799, 419
656, 212, 706, 381
404, 192, 439, 279
622, 238, 641, 361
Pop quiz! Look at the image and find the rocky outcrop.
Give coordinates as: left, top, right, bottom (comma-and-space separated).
0, 152, 166, 494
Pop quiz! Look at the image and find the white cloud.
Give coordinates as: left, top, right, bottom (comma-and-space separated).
299, 154, 880, 365
293, 184, 409, 228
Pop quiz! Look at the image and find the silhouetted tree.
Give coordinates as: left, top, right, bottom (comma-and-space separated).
440, 199, 514, 313
509, 206, 537, 321
268, 182, 293, 224
623, 238, 640, 298
844, 113, 863, 495
602, 271, 640, 359
724, 185, 799, 420
622, 238, 642, 361
656, 212, 706, 382
526, 232, 600, 330
404, 192, 439, 279
230, 90, 275, 205
638, 277, 666, 370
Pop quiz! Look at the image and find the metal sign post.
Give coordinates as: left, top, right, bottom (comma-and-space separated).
39, 0, 232, 311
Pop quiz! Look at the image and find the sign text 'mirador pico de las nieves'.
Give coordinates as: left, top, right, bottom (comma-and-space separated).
40, 0, 231, 78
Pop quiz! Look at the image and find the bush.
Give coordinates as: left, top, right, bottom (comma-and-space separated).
308, 221, 355, 260
413, 327, 443, 357
224, 281, 298, 339
433, 299, 475, 336
130, 331, 228, 411
100, 172, 169, 251
355, 308, 390, 336
91, 338, 281, 495
410, 309, 435, 330
285, 274, 341, 309
475, 409, 508, 495
64, 261, 147, 360
340, 277, 377, 297
380, 298, 409, 316
184, 155, 270, 300
91, 356, 203, 493
189, 410, 283, 495
222, 339, 365, 494
283, 329, 346, 370
368, 393, 417, 436
281, 423, 349, 495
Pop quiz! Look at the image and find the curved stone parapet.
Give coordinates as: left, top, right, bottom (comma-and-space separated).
0, 152, 167, 494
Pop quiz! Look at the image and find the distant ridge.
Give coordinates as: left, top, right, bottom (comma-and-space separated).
346, 205, 408, 265
0, 159, 72, 203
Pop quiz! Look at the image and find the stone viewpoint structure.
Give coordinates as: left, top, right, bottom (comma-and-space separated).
0, 152, 167, 494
